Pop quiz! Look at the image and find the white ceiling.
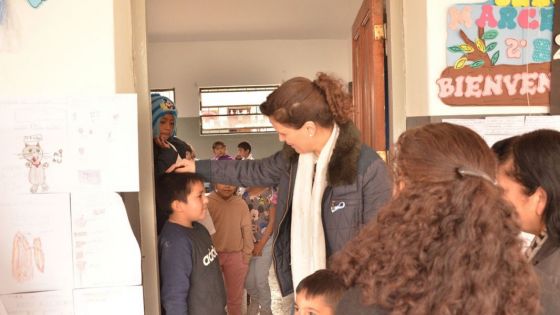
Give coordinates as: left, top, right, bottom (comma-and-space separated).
146, 0, 363, 42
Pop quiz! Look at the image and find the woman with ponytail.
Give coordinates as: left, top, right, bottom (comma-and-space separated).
331, 123, 541, 315
167, 73, 392, 298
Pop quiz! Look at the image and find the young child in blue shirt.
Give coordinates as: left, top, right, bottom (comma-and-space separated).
152, 94, 193, 177
152, 93, 195, 235
157, 173, 226, 315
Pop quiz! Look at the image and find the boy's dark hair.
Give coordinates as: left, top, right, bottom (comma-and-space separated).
156, 173, 205, 217
212, 141, 225, 149
237, 141, 251, 153
296, 269, 345, 309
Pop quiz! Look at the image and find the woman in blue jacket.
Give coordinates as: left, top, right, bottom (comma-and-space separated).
168, 73, 392, 296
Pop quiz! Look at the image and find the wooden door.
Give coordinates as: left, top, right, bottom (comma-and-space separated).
352, 0, 386, 151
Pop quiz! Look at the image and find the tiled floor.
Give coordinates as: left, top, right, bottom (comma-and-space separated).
242, 265, 292, 314
269, 265, 293, 315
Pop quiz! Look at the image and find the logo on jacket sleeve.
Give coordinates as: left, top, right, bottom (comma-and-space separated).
203, 245, 218, 266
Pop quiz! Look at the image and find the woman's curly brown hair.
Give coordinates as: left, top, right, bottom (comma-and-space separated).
331, 123, 540, 315
259, 72, 352, 128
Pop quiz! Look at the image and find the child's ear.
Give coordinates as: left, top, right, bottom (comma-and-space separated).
170, 200, 182, 213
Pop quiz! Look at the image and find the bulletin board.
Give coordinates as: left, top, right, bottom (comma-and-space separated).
437, 0, 555, 106
422, 0, 560, 117
0, 95, 144, 315
550, 0, 560, 114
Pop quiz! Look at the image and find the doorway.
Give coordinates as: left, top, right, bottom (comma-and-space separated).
143, 1, 367, 314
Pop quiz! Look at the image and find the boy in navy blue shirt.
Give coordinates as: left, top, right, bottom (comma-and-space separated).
158, 173, 226, 315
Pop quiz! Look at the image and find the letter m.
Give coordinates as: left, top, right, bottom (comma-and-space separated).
448, 7, 473, 30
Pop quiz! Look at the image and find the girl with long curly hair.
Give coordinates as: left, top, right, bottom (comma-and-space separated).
331, 123, 541, 315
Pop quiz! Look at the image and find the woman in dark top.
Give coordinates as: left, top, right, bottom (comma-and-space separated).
166, 73, 392, 296
494, 129, 560, 315
331, 123, 541, 315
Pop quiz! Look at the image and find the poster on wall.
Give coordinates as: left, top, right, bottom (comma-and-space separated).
0, 291, 74, 314
71, 192, 141, 289
0, 95, 139, 193
73, 286, 144, 315
0, 194, 73, 295
549, 0, 560, 113
437, 0, 555, 106
0, 101, 69, 194
0, 96, 143, 314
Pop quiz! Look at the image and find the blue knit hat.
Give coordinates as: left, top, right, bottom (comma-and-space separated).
151, 93, 177, 137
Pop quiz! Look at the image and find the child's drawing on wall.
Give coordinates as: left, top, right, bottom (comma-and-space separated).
20, 135, 63, 193
11, 232, 33, 282
11, 232, 45, 283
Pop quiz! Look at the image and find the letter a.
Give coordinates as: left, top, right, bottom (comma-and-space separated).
477, 5, 498, 28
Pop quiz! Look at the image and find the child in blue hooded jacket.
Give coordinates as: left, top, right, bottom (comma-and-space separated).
152, 94, 193, 177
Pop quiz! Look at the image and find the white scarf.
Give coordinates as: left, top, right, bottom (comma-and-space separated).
290, 123, 340, 290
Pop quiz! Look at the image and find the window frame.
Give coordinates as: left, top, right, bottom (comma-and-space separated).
198, 84, 278, 135
150, 88, 176, 103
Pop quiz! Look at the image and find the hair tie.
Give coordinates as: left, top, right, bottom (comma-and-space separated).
311, 80, 324, 96
456, 167, 497, 186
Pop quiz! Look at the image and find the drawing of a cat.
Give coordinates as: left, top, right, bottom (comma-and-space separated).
22, 142, 49, 193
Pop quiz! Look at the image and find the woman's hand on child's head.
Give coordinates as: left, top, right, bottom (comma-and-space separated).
165, 159, 195, 173
154, 135, 171, 149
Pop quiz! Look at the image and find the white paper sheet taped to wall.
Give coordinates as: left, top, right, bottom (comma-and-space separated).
0, 194, 73, 295
0, 95, 144, 314
0, 95, 139, 194
73, 286, 144, 315
71, 192, 142, 288
0, 192, 143, 313
0, 286, 144, 315
0, 300, 8, 315
0, 290, 74, 315
443, 115, 560, 146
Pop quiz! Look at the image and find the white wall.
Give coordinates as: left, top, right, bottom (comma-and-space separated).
387, 0, 407, 142
0, 0, 117, 95
147, 39, 353, 117
0, 1, 160, 313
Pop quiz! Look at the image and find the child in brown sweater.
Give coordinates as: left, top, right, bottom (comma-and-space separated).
208, 180, 253, 315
